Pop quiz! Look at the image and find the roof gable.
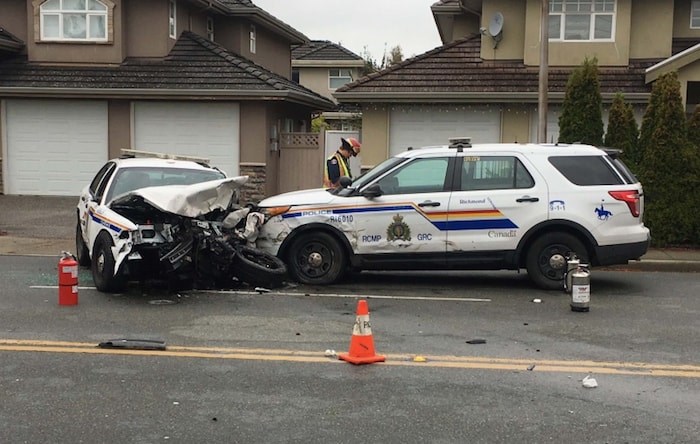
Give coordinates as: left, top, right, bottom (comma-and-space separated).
292, 41, 362, 61
335, 35, 656, 102
0, 31, 334, 109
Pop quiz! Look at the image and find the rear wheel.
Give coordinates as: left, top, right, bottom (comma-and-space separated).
287, 232, 347, 285
92, 232, 127, 293
75, 218, 90, 267
525, 232, 588, 291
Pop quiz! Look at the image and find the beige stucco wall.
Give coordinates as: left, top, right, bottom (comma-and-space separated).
501, 105, 531, 144
2, 0, 28, 45
28, 0, 125, 63
629, 0, 674, 59
451, 14, 480, 42
481, 0, 526, 61
216, 20, 292, 78
107, 100, 131, 159
673, 0, 700, 38
240, 102, 268, 164
298, 68, 334, 101
125, 0, 169, 58
524, 0, 633, 66
359, 106, 390, 167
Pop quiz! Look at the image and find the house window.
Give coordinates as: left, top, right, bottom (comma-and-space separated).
291, 68, 300, 83
549, 0, 615, 41
169, 0, 177, 39
40, 0, 108, 41
692, 0, 700, 28
249, 24, 256, 54
206, 17, 214, 41
329, 68, 352, 89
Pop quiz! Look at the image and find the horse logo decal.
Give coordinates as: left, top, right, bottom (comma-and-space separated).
595, 203, 613, 220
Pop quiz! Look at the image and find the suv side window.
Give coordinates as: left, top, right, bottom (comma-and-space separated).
377, 157, 450, 195
549, 156, 624, 186
460, 156, 534, 191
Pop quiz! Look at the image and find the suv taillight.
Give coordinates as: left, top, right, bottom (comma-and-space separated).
609, 190, 640, 217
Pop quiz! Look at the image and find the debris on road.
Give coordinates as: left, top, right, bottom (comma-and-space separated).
582, 375, 598, 388
466, 338, 487, 344
97, 339, 167, 350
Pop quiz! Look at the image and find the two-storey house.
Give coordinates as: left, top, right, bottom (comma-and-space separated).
291, 40, 364, 130
335, 0, 700, 170
0, 0, 334, 198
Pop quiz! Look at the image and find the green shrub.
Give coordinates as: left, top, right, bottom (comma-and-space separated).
558, 57, 604, 146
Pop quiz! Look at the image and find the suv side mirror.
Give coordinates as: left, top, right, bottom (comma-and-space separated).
338, 176, 353, 188
361, 183, 383, 199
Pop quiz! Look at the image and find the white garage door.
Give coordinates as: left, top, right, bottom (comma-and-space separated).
389, 105, 501, 156
4, 100, 108, 196
134, 102, 240, 176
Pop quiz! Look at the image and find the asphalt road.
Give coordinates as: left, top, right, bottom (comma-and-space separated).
1, 255, 699, 443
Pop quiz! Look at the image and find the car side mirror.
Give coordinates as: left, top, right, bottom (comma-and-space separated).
338, 176, 353, 188
361, 183, 383, 199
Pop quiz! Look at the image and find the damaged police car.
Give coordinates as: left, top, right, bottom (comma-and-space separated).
76, 152, 286, 293
255, 139, 650, 290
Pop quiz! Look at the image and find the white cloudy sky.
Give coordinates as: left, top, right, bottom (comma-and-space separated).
253, 0, 444, 61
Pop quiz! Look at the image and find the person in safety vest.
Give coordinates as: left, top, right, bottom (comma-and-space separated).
323, 137, 361, 188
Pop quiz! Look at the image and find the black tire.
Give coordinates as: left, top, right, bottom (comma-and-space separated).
75, 218, 91, 267
91, 231, 127, 293
232, 246, 288, 289
525, 232, 588, 291
286, 232, 347, 285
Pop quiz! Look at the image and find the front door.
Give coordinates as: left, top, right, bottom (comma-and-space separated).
353, 155, 453, 255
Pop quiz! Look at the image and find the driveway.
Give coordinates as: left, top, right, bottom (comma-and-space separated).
0, 195, 75, 255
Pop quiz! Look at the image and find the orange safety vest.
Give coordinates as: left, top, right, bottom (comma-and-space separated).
323, 151, 351, 188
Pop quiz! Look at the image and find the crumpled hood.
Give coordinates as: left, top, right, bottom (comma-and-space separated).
258, 188, 334, 207
110, 176, 248, 218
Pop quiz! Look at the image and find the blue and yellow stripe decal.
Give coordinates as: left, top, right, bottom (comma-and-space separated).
281, 203, 517, 231
88, 209, 130, 234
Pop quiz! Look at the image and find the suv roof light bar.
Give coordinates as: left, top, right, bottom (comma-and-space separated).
120, 149, 210, 164
449, 137, 472, 151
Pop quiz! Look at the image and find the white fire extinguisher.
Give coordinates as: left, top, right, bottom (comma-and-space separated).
570, 266, 590, 312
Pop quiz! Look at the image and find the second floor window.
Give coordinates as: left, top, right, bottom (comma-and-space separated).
549, 0, 615, 41
169, 0, 177, 39
250, 25, 256, 54
329, 68, 352, 89
40, 0, 108, 41
692, 1, 700, 28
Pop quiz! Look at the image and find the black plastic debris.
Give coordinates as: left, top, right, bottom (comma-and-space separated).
98, 339, 167, 350
466, 338, 487, 344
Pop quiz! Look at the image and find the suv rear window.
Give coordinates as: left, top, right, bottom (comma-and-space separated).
548, 155, 624, 186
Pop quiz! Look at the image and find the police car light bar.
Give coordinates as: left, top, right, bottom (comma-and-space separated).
449, 137, 472, 149
121, 149, 210, 164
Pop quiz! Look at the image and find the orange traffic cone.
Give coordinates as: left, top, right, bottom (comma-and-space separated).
338, 299, 386, 365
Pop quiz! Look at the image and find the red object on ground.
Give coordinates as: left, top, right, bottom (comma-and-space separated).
338, 299, 385, 365
58, 253, 78, 306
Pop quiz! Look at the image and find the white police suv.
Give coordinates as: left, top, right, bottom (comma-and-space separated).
256, 139, 650, 290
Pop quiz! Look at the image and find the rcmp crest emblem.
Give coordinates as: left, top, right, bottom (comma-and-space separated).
386, 214, 411, 241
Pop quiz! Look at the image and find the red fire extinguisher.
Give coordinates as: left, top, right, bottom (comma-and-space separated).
58, 251, 79, 306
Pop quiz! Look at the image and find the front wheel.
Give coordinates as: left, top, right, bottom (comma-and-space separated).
525, 232, 588, 291
287, 232, 347, 285
232, 246, 287, 289
75, 218, 90, 267
91, 232, 127, 293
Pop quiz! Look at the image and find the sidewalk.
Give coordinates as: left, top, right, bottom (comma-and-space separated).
0, 194, 699, 271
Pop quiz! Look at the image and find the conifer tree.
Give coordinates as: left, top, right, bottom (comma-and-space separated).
604, 93, 639, 169
638, 72, 699, 246
558, 57, 604, 146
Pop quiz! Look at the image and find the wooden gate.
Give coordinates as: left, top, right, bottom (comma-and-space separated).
278, 132, 323, 192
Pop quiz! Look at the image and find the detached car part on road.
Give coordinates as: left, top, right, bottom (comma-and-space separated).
255, 139, 650, 290
76, 155, 286, 292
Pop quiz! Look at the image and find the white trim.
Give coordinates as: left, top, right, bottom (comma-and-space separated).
1, 99, 6, 195
206, 16, 214, 41
328, 68, 353, 90
548, 0, 616, 42
692, 0, 700, 28
169, 0, 177, 39
40, 0, 109, 42
249, 24, 256, 54
645, 43, 700, 74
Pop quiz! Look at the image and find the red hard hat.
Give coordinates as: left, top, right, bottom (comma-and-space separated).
341, 137, 361, 156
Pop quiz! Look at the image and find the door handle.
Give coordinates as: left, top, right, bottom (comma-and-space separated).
418, 201, 441, 207
516, 196, 539, 203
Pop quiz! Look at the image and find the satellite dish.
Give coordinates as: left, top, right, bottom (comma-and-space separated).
488, 12, 504, 48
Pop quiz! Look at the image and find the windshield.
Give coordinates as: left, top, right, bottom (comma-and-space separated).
344, 156, 407, 191
105, 166, 226, 203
